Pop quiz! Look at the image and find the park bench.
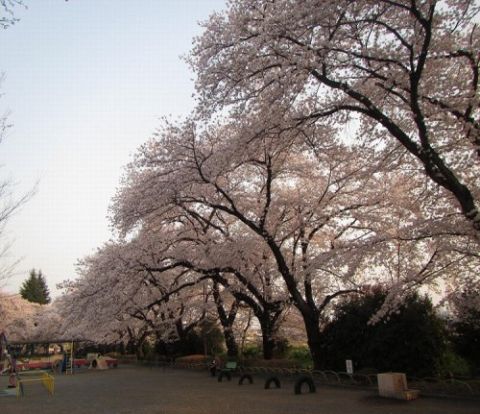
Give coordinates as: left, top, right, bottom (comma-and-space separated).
217, 361, 238, 382
220, 361, 238, 373
222, 361, 238, 373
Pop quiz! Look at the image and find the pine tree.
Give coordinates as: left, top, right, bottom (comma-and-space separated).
19, 269, 51, 304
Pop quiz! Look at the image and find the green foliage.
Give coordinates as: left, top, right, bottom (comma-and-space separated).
241, 343, 313, 368
287, 345, 313, 368
319, 288, 447, 377
450, 312, 480, 375
437, 348, 472, 378
241, 344, 261, 358
19, 269, 51, 304
452, 317, 480, 369
449, 288, 480, 373
242, 339, 294, 360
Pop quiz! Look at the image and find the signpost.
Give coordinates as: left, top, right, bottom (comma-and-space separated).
346, 359, 353, 374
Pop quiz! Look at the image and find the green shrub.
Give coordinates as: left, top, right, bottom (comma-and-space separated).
241, 344, 261, 358
241, 358, 298, 368
449, 287, 480, 372
319, 288, 448, 377
437, 348, 472, 378
287, 346, 312, 368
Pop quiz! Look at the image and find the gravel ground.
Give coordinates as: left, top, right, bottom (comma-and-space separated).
1, 366, 479, 414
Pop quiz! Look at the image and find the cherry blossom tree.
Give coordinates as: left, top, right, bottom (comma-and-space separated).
0, 291, 41, 341
211, 281, 239, 356
126, 224, 289, 358
190, 0, 480, 236
58, 242, 177, 352
58, 237, 226, 357
73, 112, 476, 367
58, 245, 152, 348
112, 116, 431, 368
56, 1, 480, 367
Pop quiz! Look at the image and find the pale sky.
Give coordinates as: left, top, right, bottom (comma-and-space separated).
0, 0, 226, 296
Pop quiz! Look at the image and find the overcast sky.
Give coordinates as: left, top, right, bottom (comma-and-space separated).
0, 0, 226, 296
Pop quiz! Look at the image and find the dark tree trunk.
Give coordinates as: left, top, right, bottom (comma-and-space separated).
224, 327, 239, 357
258, 314, 276, 360
300, 310, 323, 370
262, 336, 275, 360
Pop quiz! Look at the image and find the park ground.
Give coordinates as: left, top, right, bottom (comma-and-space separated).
1, 365, 479, 414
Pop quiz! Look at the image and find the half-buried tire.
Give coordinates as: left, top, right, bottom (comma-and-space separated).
294, 375, 316, 395
264, 376, 281, 389
218, 371, 231, 382
238, 374, 253, 385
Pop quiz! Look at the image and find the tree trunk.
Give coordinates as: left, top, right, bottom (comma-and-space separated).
258, 315, 276, 360
240, 309, 253, 355
223, 327, 239, 357
135, 342, 145, 359
262, 335, 275, 360
212, 281, 239, 357
302, 312, 323, 370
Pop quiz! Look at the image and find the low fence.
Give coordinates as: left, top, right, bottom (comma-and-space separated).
408, 376, 480, 397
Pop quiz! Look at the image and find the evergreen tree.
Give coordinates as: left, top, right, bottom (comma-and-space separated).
449, 286, 480, 373
19, 269, 51, 304
319, 288, 447, 377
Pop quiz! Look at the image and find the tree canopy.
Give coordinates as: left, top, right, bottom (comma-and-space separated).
190, 0, 480, 236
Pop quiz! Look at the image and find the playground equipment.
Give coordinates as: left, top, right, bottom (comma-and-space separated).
5, 339, 85, 374
1, 333, 18, 386
1, 334, 118, 399
87, 353, 116, 370
3, 335, 118, 375
0, 332, 19, 397
15, 369, 55, 397
62, 341, 74, 374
